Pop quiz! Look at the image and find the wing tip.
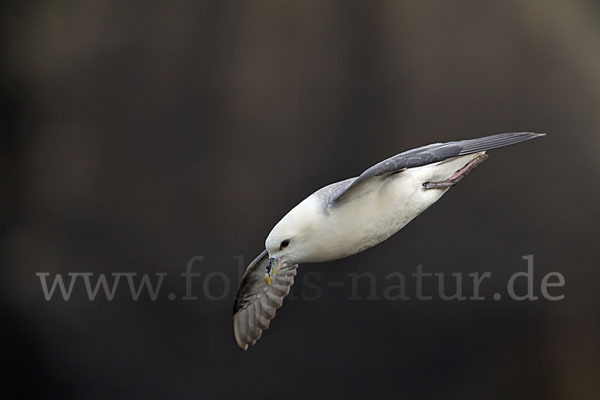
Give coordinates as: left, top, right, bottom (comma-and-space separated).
233, 312, 251, 351
518, 131, 546, 138
510, 131, 547, 142
458, 131, 546, 155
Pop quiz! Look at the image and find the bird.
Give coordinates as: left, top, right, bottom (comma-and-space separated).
232, 132, 545, 350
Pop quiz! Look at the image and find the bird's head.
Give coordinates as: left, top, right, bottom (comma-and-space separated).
263, 197, 320, 285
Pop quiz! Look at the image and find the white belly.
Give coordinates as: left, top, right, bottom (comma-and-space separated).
314, 154, 481, 261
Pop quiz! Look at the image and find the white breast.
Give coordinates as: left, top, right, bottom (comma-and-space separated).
305, 154, 480, 262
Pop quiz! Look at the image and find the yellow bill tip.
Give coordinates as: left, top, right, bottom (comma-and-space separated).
264, 274, 273, 286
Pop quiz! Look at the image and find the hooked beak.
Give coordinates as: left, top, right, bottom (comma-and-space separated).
264, 257, 283, 286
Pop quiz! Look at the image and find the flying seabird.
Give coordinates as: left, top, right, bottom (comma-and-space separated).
233, 132, 545, 350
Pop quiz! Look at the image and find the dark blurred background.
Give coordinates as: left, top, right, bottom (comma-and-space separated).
1, 1, 599, 399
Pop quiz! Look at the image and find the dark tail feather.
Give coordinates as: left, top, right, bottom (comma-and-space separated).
458, 132, 545, 155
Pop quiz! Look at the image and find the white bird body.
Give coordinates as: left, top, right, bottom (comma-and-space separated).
267, 153, 481, 263
233, 132, 544, 350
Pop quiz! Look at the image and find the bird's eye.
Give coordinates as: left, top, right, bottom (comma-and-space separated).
280, 239, 290, 249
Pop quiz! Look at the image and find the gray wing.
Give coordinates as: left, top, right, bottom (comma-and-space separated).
330, 132, 545, 204
233, 250, 298, 350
